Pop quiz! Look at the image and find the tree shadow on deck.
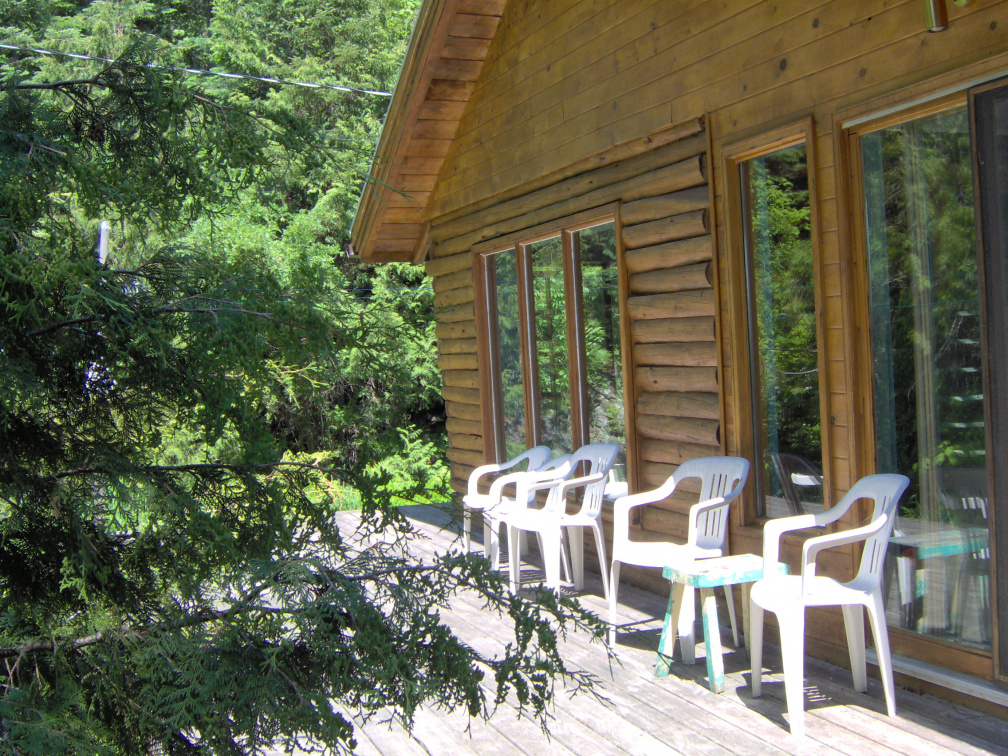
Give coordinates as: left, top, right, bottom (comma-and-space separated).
341, 505, 1008, 755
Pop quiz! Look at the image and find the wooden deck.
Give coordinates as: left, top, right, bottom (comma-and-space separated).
310, 505, 1008, 756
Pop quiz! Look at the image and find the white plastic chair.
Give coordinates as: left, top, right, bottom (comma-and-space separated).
608, 456, 750, 653
603, 466, 628, 503
482, 453, 572, 571
461, 445, 551, 557
749, 473, 910, 736
502, 443, 620, 597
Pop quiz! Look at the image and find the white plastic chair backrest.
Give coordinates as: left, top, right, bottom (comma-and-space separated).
545, 443, 621, 517
841, 474, 910, 586
518, 446, 554, 501
674, 456, 750, 551
523, 445, 554, 472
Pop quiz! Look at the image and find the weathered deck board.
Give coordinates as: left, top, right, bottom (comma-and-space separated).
270, 506, 1008, 756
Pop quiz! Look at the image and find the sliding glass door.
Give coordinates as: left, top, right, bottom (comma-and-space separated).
858, 103, 991, 652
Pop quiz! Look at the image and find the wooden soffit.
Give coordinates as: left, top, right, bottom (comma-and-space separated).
350, 0, 506, 263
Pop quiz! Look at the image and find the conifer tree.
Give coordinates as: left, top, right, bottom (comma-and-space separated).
0, 8, 605, 755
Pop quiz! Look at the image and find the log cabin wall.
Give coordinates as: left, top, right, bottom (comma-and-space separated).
427, 122, 718, 593
413, 0, 1008, 687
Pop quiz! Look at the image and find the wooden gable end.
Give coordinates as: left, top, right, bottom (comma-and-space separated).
352, 0, 506, 263
355, 0, 1008, 698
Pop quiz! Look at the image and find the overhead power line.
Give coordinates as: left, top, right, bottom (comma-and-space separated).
0, 42, 393, 97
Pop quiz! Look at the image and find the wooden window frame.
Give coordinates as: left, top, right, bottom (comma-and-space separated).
721, 117, 831, 524
473, 205, 620, 463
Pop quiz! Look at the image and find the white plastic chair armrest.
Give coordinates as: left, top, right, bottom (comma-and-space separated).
486, 470, 530, 503
612, 476, 682, 551
791, 473, 821, 487
800, 516, 891, 592
520, 472, 609, 516
613, 476, 679, 521
554, 472, 608, 516
761, 513, 823, 574
512, 462, 574, 506
467, 462, 504, 498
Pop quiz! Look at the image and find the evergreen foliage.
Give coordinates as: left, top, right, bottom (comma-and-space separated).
0, 3, 607, 754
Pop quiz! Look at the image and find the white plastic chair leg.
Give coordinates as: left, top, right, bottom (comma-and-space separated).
842, 603, 867, 693
507, 525, 521, 593
723, 584, 739, 646
590, 522, 609, 599
463, 508, 472, 552
568, 527, 584, 591
609, 560, 621, 645
541, 527, 563, 593
867, 590, 897, 718
777, 608, 807, 737
558, 529, 572, 583
483, 519, 499, 568
750, 601, 765, 697
678, 585, 697, 664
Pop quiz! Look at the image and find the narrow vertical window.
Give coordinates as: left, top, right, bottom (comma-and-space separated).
578, 222, 625, 462
741, 144, 824, 518
974, 79, 1008, 672
529, 236, 572, 452
488, 248, 527, 460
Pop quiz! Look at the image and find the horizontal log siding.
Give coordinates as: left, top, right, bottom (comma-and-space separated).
431, 1, 1008, 218
427, 240, 483, 493
427, 0, 1008, 517
429, 129, 715, 541
402, 0, 1008, 685
430, 252, 485, 493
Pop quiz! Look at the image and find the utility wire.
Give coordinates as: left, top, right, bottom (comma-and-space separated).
0, 42, 393, 97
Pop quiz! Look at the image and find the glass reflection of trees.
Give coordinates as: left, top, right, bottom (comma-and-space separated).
863, 106, 990, 650
579, 223, 625, 461
489, 222, 624, 460
743, 145, 823, 515
864, 108, 985, 519
491, 249, 526, 460
530, 236, 573, 453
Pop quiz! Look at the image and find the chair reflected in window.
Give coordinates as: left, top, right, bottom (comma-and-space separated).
940, 468, 990, 645
769, 453, 824, 516
886, 467, 990, 646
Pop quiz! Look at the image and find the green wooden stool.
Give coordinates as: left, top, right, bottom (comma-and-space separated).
658, 554, 785, 693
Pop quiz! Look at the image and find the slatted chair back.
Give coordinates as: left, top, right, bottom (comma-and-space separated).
546, 443, 621, 518
844, 474, 912, 587
672, 456, 750, 553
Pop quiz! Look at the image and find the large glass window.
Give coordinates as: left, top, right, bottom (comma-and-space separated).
529, 236, 573, 452
579, 223, 625, 455
860, 104, 991, 651
740, 143, 824, 518
480, 219, 624, 461
488, 248, 525, 460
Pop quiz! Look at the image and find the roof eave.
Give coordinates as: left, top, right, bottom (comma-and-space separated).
350, 0, 455, 263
